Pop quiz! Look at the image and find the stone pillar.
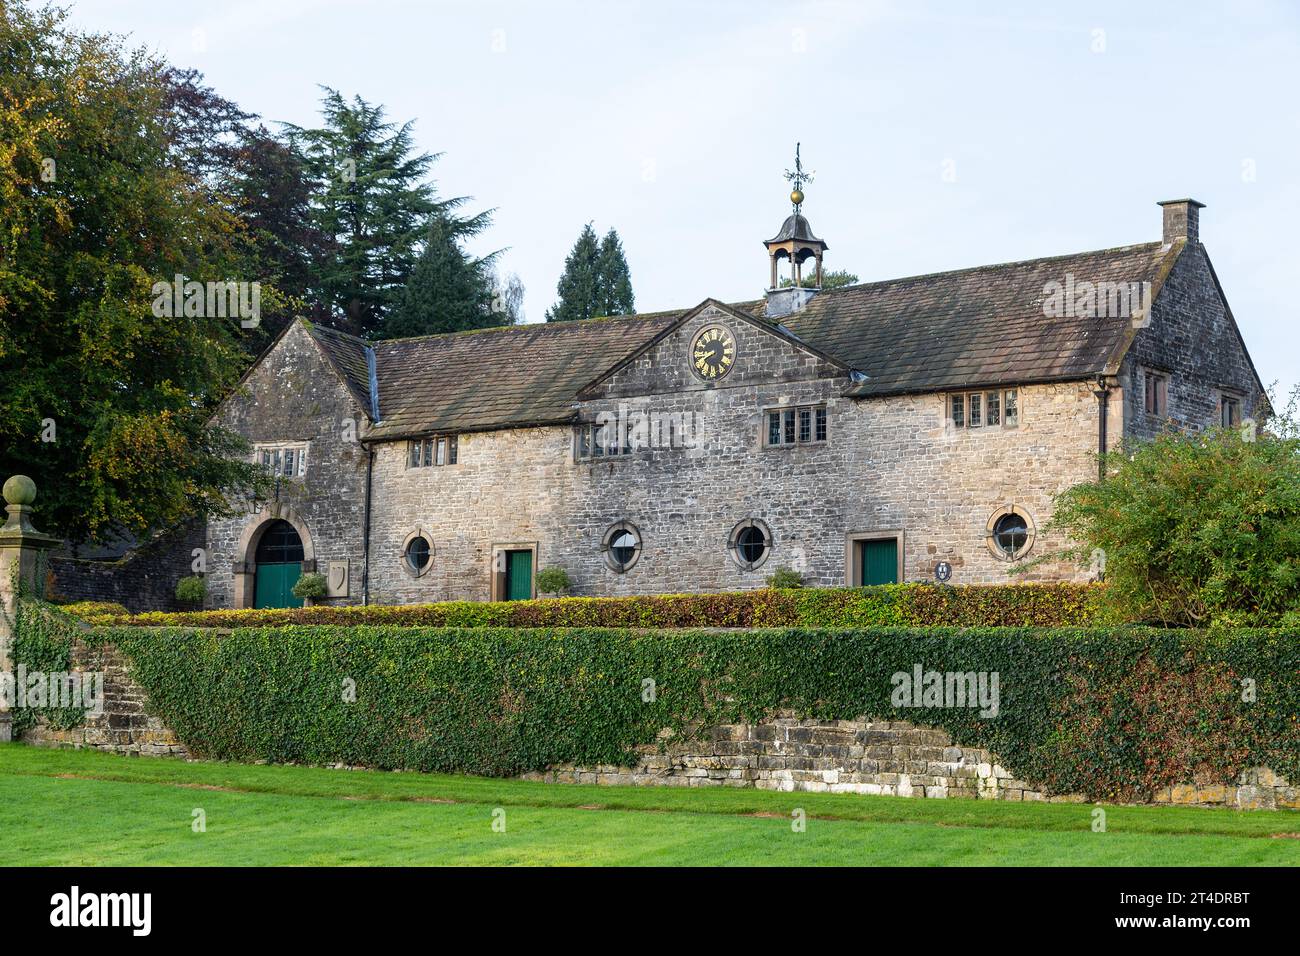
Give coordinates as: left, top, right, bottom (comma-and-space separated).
0, 475, 61, 742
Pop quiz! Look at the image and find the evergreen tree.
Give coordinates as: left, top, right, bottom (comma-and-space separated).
596, 228, 635, 316
384, 215, 504, 338
547, 225, 634, 321
546, 224, 601, 322
286, 90, 440, 338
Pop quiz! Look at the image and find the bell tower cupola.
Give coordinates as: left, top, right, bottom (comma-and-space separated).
764, 143, 828, 318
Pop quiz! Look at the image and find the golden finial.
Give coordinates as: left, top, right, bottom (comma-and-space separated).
783, 143, 814, 213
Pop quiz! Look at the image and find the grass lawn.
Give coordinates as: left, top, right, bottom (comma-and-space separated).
2, 744, 1297, 866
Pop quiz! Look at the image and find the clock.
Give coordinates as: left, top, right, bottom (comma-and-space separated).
690, 325, 736, 381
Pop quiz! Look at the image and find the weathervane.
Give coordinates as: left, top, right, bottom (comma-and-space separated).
783, 142, 814, 214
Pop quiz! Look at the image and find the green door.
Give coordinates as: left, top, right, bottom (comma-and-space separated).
505, 550, 533, 601
254, 562, 303, 609
860, 538, 899, 586
253, 519, 305, 609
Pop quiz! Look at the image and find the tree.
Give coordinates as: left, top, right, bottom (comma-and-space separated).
547, 225, 634, 321
221, 125, 323, 346
596, 228, 635, 316
288, 90, 468, 338
546, 224, 600, 322
489, 270, 526, 325
1037, 395, 1300, 627
383, 214, 503, 338
0, 3, 268, 543
780, 269, 858, 291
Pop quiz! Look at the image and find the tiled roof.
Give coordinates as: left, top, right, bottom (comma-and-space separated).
777, 242, 1174, 396
305, 240, 1178, 436
321, 312, 684, 439
308, 323, 375, 414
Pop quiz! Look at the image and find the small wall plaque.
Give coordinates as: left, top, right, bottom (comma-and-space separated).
326, 559, 349, 597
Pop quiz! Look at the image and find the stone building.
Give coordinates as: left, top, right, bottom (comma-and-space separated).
189, 194, 1264, 609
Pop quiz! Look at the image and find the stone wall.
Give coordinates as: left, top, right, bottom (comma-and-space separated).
1122, 242, 1266, 441
204, 322, 371, 610
174, 269, 1261, 609
21, 642, 1292, 810
45, 520, 206, 614
520, 713, 1298, 810
20, 639, 188, 757
365, 303, 1100, 602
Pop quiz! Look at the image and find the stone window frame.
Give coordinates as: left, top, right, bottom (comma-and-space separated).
253, 441, 309, 478
1218, 389, 1243, 428
948, 389, 1019, 430
401, 527, 435, 578
600, 520, 642, 573
1142, 367, 1169, 417
407, 435, 458, 469
985, 505, 1035, 562
573, 419, 636, 462
763, 403, 828, 448
727, 518, 772, 572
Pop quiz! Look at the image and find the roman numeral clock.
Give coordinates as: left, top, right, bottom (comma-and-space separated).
690, 325, 736, 381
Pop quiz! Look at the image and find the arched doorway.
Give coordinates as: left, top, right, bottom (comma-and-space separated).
253, 519, 305, 609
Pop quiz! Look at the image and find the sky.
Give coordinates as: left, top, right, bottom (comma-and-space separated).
67, 0, 1300, 400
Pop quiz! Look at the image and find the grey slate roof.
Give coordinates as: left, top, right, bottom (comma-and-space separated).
309, 323, 375, 414
320, 312, 684, 439
777, 241, 1172, 396
305, 240, 1179, 437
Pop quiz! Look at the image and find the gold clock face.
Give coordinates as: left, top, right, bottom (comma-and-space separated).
690, 325, 736, 381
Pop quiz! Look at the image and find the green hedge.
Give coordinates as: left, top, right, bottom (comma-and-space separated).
87, 621, 1298, 802
90, 583, 1104, 629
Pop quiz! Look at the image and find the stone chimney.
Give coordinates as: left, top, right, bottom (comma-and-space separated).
1157, 198, 1205, 244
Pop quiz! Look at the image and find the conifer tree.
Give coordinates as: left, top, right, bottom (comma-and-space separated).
287, 90, 439, 337
596, 229, 635, 316
546, 224, 602, 322
384, 215, 505, 337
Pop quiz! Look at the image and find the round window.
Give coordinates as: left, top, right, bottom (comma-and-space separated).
986, 507, 1034, 561
610, 531, 637, 567
601, 521, 642, 572
728, 519, 772, 571
402, 531, 434, 576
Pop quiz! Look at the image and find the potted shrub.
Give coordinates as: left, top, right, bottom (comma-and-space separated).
292, 571, 328, 606
535, 566, 571, 599
175, 575, 206, 607
765, 566, 804, 589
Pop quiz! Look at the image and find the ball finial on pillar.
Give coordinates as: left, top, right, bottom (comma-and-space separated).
3, 475, 36, 507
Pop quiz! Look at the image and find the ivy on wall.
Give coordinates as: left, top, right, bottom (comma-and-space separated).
67, 621, 1297, 802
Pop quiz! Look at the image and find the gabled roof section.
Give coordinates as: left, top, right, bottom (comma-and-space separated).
576, 298, 853, 399
363, 312, 684, 440
306, 322, 379, 420
763, 242, 1179, 397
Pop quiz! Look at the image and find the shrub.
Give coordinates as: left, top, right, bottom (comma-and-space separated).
765, 567, 804, 588
175, 575, 206, 605
291, 572, 327, 601
1042, 422, 1300, 626
80, 620, 1299, 802
57, 600, 129, 623
103, 583, 1106, 629
535, 566, 571, 595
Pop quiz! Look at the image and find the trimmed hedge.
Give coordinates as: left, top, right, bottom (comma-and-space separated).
89, 583, 1104, 629
86, 620, 1298, 802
